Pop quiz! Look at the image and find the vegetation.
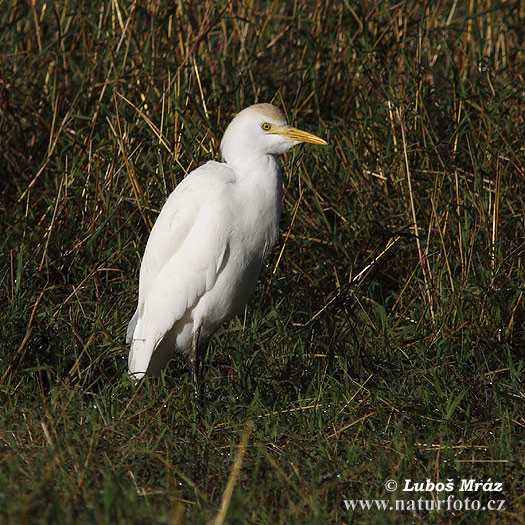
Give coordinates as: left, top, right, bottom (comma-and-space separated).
1, 0, 523, 523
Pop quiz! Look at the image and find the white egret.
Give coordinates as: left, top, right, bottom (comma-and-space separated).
127, 103, 327, 381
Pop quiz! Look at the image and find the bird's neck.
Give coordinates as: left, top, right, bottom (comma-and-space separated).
228, 153, 283, 222
226, 153, 281, 183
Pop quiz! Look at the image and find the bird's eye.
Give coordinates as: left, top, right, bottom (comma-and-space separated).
261, 122, 272, 131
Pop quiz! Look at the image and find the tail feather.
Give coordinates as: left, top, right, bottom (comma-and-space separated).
127, 318, 155, 379
126, 307, 139, 344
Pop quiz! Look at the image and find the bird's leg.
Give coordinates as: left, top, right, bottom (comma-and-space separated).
189, 324, 202, 388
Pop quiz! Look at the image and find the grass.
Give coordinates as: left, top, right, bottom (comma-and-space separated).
0, 0, 523, 523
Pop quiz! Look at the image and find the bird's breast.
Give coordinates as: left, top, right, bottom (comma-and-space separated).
233, 162, 282, 263
195, 158, 283, 327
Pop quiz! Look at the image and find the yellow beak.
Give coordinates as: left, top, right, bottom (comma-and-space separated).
273, 125, 328, 146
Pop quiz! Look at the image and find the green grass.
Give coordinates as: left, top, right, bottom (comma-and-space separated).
1, 0, 523, 523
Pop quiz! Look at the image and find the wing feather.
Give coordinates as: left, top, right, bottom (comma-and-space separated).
127, 161, 235, 378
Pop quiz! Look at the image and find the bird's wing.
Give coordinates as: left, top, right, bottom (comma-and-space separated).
136, 161, 234, 304
128, 161, 235, 377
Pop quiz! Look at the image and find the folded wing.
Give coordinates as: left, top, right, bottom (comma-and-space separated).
127, 161, 235, 378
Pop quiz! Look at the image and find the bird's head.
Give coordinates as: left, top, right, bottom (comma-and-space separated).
221, 103, 327, 166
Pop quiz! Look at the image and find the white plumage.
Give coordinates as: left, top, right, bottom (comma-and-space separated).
127, 103, 326, 380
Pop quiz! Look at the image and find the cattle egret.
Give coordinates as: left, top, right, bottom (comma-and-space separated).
127, 103, 327, 381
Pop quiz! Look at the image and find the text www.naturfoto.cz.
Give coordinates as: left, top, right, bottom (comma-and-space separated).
344, 497, 506, 512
